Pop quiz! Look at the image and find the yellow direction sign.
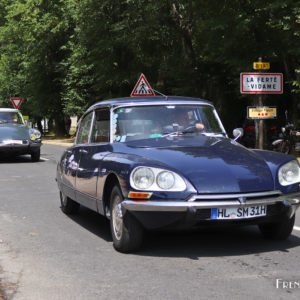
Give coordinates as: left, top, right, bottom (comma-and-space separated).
247, 106, 277, 119
22, 115, 29, 126
253, 62, 270, 70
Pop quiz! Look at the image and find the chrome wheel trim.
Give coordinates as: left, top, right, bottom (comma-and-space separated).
112, 195, 123, 241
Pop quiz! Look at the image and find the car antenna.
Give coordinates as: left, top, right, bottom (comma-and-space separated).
152, 89, 168, 101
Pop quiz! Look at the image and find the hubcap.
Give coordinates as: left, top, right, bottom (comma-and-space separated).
112, 195, 123, 241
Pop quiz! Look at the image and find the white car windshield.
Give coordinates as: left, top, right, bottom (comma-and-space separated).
0, 111, 24, 124
112, 105, 226, 143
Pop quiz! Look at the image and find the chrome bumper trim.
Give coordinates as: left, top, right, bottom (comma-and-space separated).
187, 190, 281, 201
122, 192, 300, 212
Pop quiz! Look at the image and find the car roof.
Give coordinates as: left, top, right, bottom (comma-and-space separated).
88, 96, 213, 112
0, 108, 20, 112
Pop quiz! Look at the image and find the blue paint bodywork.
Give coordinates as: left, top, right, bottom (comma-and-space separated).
56, 97, 300, 230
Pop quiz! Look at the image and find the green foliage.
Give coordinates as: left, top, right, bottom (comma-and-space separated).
0, 0, 300, 132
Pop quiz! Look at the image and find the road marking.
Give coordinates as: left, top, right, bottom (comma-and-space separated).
40, 157, 49, 161
294, 226, 300, 231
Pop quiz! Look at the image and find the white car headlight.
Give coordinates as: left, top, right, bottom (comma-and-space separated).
130, 167, 186, 191
132, 167, 155, 189
157, 171, 175, 189
29, 129, 41, 140
278, 160, 300, 186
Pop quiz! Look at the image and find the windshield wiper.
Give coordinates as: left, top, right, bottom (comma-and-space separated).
162, 130, 225, 138
201, 132, 226, 137
162, 129, 202, 138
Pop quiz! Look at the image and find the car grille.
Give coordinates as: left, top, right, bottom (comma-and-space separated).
190, 190, 281, 203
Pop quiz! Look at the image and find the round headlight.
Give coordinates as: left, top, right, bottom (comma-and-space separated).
132, 167, 155, 189
278, 160, 300, 186
157, 171, 175, 190
29, 129, 41, 140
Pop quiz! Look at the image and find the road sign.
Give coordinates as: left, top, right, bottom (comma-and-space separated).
131, 74, 155, 97
10, 97, 23, 109
240, 73, 283, 94
253, 62, 270, 70
247, 106, 277, 119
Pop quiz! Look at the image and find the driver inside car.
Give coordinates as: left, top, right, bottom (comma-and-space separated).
171, 110, 205, 133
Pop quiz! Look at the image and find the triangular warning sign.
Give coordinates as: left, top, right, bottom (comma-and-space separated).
131, 74, 155, 97
10, 97, 23, 109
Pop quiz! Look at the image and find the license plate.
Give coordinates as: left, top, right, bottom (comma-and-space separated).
12, 140, 23, 144
3, 139, 23, 145
211, 206, 267, 220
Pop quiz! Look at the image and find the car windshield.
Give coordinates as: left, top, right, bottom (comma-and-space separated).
0, 111, 24, 124
112, 104, 226, 143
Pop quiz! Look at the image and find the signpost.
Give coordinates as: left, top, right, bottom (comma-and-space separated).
247, 106, 277, 119
131, 74, 155, 97
240, 58, 283, 149
253, 62, 270, 70
10, 97, 23, 109
240, 73, 283, 94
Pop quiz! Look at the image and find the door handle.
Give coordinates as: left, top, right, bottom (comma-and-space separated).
79, 149, 88, 154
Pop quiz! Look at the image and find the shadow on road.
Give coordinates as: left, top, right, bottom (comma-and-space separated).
139, 226, 300, 259
65, 206, 300, 258
0, 155, 45, 164
67, 206, 112, 242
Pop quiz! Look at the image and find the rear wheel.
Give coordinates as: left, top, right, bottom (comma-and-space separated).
31, 148, 40, 162
60, 191, 80, 214
259, 214, 295, 240
110, 186, 143, 252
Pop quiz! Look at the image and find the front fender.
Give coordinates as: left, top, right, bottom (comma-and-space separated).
100, 153, 196, 201
252, 149, 300, 194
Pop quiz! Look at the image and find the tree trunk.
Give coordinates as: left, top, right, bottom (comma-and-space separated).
54, 116, 67, 138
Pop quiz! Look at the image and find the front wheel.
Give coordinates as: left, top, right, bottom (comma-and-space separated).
259, 214, 295, 240
110, 186, 143, 252
31, 148, 40, 162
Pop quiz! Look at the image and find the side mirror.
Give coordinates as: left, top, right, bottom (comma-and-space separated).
233, 128, 244, 141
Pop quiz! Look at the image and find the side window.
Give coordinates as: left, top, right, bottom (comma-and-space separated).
91, 108, 110, 143
76, 112, 93, 144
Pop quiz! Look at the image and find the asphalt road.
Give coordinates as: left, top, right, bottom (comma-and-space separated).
0, 144, 300, 300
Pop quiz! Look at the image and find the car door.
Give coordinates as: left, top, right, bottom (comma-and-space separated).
75, 108, 111, 213
59, 112, 94, 201
60, 145, 81, 201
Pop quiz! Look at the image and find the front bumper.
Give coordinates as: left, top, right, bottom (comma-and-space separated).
122, 190, 300, 229
0, 140, 41, 155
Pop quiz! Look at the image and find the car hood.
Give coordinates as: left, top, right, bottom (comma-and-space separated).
0, 123, 30, 140
114, 136, 274, 193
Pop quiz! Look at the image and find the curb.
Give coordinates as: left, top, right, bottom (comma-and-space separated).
42, 140, 73, 147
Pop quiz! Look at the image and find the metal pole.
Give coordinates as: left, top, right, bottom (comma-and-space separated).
256, 57, 264, 149
258, 95, 264, 149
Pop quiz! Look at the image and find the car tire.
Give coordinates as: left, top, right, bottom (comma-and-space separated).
110, 185, 143, 252
60, 191, 80, 214
259, 214, 295, 240
31, 149, 40, 162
